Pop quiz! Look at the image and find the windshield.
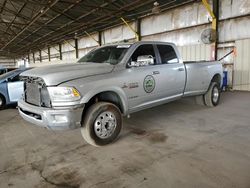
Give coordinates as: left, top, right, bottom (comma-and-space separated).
0, 69, 20, 80
78, 45, 130, 65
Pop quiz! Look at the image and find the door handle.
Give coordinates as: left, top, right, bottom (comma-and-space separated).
178, 68, 185, 71
152, 71, 160, 75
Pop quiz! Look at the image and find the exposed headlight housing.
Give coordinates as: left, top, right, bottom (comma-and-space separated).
47, 87, 81, 102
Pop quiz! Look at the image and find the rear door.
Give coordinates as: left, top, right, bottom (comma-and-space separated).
7, 74, 24, 102
155, 44, 186, 97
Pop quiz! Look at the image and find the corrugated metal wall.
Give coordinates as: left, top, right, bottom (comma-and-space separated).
178, 44, 212, 61
141, 2, 211, 46
50, 46, 60, 61
0, 57, 15, 67
78, 34, 99, 58
62, 40, 75, 60
234, 39, 250, 91
102, 22, 136, 44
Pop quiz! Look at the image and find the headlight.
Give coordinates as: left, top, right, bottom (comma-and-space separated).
47, 87, 81, 102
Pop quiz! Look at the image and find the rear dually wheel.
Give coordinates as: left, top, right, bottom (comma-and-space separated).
204, 82, 221, 107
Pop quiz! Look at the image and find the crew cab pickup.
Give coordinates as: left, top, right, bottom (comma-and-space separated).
18, 41, 223, 146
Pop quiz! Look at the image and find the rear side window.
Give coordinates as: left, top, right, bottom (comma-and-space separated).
157, 45, 178, 64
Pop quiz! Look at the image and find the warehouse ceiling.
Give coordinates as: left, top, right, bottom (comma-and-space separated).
0, 0, 194, 57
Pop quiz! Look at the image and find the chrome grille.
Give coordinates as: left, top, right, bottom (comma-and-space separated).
22, 76, 51, 107
26, 82, 41, 106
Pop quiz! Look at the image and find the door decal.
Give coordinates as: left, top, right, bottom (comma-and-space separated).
143, 75, 155, 93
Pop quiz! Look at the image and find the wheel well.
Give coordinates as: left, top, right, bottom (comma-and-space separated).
81, 91, 124, 123
211, 74, 221, 86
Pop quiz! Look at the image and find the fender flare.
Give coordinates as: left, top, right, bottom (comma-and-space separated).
80, 86, 129, 115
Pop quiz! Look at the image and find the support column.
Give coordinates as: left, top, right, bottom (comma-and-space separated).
48, 47, 51, 61
27, 53, 30, 63
98, 31, 102, 46
136, 18, 141, 41
213, 0, 219, 60
202, 0, 218, 60
39, 50, 42, 62
75, 38, 79, 59
59, 43, 62, 60
32, 52, 35, 63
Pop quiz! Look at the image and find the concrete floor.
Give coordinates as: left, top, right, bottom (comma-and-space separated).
0, 91, 250, 188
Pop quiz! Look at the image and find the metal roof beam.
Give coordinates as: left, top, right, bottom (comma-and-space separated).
0, 0, 7, 13
8, 0, 19, 12
13, 0, 83, 47
4, 1, 27, 35
0, 0, 60, 50
42, 0, 153, 43
17, 0, 120, 49
17, 0, 153, 53
0, 21, 28, 25
2, 6, 33, 24
78, 2, 117, 11
0, 27, 13, 36
50, 7, 77, 21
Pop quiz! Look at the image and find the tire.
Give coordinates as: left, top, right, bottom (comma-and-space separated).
0, 94, 5, 110
81, 102, 122, 146
204, 82, 221, 107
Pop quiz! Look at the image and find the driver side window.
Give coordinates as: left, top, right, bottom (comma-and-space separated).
129, 44, 156, 67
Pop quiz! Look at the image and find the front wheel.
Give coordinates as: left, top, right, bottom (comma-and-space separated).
81, 102, 122, 146
204, 82, 221, 107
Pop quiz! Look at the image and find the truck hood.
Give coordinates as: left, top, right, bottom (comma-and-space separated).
21, 63, 114, 86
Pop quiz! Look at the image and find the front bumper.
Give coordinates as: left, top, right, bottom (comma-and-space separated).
18, 100, 84, 130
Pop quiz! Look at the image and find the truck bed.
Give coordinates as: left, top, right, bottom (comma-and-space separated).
183, 60, 223, 97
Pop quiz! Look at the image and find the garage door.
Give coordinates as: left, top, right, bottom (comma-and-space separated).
234, 39, 250, 91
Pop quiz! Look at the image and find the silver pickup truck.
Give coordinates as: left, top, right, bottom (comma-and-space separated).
18, 41, 223, 146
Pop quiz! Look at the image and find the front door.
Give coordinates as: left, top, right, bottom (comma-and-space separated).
123, 44, 160, 112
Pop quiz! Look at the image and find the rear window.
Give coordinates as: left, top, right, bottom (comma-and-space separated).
157, 45, 178, 64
